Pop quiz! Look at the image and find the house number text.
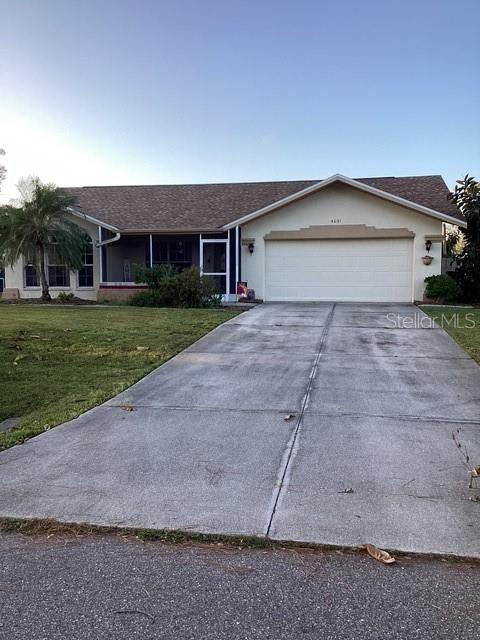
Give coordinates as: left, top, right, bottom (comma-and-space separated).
330, 218, 342, 224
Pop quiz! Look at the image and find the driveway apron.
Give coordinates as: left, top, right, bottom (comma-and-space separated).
0, 303, 479, 557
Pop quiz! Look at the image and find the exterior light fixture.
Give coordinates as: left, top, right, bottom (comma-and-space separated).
248, 243, 254, 255
425, 239, 432, 253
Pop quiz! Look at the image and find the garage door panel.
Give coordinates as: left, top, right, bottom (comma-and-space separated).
265, 239, 413, 302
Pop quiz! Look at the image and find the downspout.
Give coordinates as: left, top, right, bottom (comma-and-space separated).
96, 232, 121, 247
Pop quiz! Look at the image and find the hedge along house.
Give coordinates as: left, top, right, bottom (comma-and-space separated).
2, 174, 465, 303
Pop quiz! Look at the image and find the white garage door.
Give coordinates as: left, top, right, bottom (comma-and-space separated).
265, 238, 413, 302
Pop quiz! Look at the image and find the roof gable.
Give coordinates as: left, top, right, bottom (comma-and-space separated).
64, 174, 464, 232
223, 174, 466, 229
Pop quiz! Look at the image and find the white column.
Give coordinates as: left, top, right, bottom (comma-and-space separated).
226, 229, 231, 298
199, 234, 203, 274
98, 226, 103, 283
149, 234, 153, 268
235, 226, 239, 293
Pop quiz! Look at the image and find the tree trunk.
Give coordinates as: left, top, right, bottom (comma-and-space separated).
38, 247, 51, 302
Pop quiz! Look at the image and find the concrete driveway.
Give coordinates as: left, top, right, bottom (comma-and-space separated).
0, 303, 479, 557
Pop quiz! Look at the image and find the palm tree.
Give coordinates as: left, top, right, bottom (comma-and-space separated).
0, 178, 90, 301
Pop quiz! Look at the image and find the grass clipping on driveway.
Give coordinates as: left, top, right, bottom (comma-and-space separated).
0, 306, 239, 450
422, 306, 480, 364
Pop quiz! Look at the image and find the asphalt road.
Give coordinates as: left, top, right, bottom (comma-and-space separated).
0, 532, 478, 640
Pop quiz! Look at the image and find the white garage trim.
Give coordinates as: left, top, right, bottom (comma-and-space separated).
264, 224, 415, 241
265, 238, 414, 303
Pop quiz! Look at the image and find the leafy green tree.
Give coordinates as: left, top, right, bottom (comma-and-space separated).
0, 149, 6, 191
450, 175, 480, 302
0, 178, 90, 301
445, 227, 464, 258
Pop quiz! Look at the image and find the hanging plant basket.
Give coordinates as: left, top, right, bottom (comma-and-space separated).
422, 255, 434, 265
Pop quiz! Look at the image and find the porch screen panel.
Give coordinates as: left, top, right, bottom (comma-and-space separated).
152, 238, 193, 270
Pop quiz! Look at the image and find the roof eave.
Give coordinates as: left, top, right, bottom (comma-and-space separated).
67, 206, 120, 232
118, 227, 225, 235
68, 207, 225, 234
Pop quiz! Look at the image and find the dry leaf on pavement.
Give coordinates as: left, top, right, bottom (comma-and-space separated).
365, 544, 396, 564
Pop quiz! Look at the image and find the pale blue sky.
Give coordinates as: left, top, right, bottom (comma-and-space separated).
1, 0, 479, 201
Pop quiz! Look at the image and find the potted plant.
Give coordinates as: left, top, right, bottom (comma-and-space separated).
422, 255, 434, 265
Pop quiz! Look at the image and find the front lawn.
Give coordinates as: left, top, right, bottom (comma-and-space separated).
0, 306, 239, 450
422, 306, 480, 364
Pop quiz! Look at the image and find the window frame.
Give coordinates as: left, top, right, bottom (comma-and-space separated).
77, 240, 95, 289
24, 263, 40, 289
47, 263, 71, 288
46, 241, 71, 289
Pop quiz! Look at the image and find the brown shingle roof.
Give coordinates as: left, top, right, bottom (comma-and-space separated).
65, 175, 463, 231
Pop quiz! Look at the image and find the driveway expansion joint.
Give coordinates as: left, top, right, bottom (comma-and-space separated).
265, 304, 336, 537
107, 404, 302, 415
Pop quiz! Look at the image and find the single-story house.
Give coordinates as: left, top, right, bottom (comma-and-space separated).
2, 173, 465, 303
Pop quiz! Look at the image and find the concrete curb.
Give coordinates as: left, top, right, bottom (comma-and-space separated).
1, 517, 479, 563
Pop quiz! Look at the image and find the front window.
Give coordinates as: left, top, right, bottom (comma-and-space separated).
78, 241, 94, 287
47, 242, 70, 288
25, 264, 39, 287
48, 264, 70, 287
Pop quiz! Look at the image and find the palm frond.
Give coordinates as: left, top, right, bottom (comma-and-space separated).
0, 178, 87, 271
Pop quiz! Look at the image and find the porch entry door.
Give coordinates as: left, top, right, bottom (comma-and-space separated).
200, 239, 229, 296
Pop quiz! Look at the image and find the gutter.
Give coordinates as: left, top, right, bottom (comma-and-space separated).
95, 232, 121, 247
66, 206, 120, 233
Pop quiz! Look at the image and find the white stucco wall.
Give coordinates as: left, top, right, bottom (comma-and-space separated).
3, 214, 100, 300
240, 183, 443, 302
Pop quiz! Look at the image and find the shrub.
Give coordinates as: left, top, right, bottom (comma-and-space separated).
175, 267, 220, 307
134, 264, 177, 289
133, 263, 180, 307
130, 265, 221, 308
129, 290, 162, 307
202, 289, 223, 308
424, 275, 462, 303
56, 292, 75, 303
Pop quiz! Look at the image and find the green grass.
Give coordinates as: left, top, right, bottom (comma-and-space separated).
422, 306, 480, 364
0, 306, 239, 450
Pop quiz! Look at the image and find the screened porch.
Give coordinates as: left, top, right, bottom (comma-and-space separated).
98, 231, 239, 298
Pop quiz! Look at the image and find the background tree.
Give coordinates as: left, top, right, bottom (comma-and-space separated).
0, 149, 6, 191
449, 175, 480, 302
445, 225, 464, 258
0, 178, 90, 301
